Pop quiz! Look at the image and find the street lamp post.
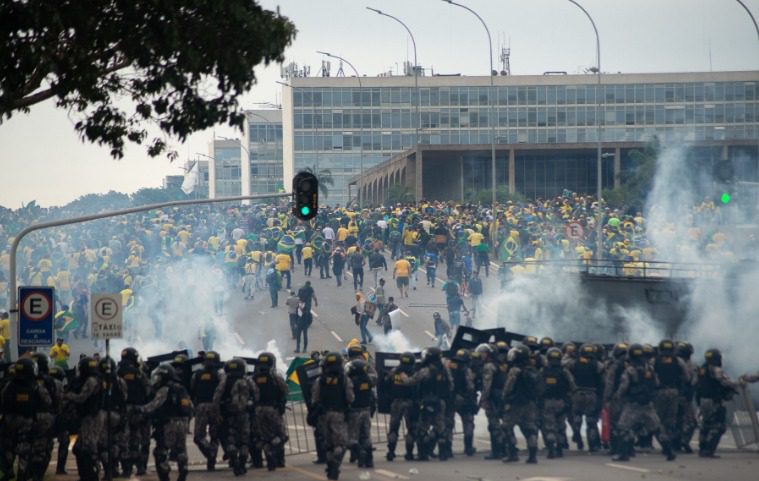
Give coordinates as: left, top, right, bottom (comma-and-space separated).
367, 7, 422, 199
442, 0, 497, 209
317, 51, 365, 209
736, 0, 759, 44
567, 0, 604, 261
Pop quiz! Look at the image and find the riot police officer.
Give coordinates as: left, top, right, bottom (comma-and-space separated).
312, 352, 354, 480
613, 344, 673, 462
141, 364, 193, 481
567, 343, 604, 452
399, 347, 452, 461
346, 357, 376, 468
0, 358, 52, 481
448, 348, 478, 456
171, 354, 192, 391
696, 348, 739, 458
190, 351, 223, 471
97, 357, 128, 478
653, 340, 690, 458
676, 341, 697, 453
603, 342, 628, 456
477, 343, 505, 460
118, 347, 151, 476
252, 352, 288, 471
30, 353, 59, 481
541, 347, 576, 459
385, 351, 417, 462
214, 358, 257, 476
501, 344, 540, 464
49, 365, 72, 475
64, 356, 102, 481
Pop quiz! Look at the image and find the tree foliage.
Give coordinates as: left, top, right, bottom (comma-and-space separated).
385, 184, 414, 205
301, 166, 334, 199
603, 137, 660, 212
0, 1, 296, 159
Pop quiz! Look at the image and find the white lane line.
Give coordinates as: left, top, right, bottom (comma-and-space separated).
233, 332, 245, 346
331, 331, 343, 342
473, 437, 491, 446
490, 261, 499, 268
399, 308, 410, 317
605, 463, 650, 473
424, 330, 436, 340
375, 469, 410, 480
310, 309, 319, 318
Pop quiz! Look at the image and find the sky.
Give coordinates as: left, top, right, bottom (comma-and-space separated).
1, 0, 757, 208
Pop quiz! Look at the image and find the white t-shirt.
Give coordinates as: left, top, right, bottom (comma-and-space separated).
377, 220, 388, 230
322, 226, 335, 240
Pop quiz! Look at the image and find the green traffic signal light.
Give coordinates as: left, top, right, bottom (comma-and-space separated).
300, 206, 311, 216
720, 192, 731, 204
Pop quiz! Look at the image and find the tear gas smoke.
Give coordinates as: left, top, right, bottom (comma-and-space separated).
373, 330, 420, 353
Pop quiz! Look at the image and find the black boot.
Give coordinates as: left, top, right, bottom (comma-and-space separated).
365, 449, 374, 468
446, 441, 454, 459
349, 445, 358, 463
277, 447, 286, 468
547, 442, 557, 459
464, 435, 476, 456
438, 442, 448, 461
502, 443, 519, 463
404, 443, 415, 461
417, 441, 430, 461
136, 459, 148, 476
662, 442, 676, 461
386, 441, 396, 461
682, 442, 694, 454
573, 432, 584, 450
251, 447, 263, 468
57, 456, 69, 475
207, 456, 216, 471
326, 461, 340, 480
266, 452, 277, 471
484, 435, 501, 460
556, 443, 564, 458
177, 468, 188, 481
612, 439, 630, 462
526, 446, 538, 464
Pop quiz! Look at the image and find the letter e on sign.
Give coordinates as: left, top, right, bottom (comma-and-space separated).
91, 294, 123, 340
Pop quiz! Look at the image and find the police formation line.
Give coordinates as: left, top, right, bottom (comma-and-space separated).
1, 339, 755, 481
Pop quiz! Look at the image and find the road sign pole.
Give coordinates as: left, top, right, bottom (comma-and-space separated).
7, 192, 291, 361
106, 337, 112, 481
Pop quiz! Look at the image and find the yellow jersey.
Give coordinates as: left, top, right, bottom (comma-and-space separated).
302, 246, 314, 260
275, 253, 291, 271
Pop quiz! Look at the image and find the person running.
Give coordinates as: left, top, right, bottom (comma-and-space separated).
302, 242, 314, 277
393, 257, 411, 298
286, 291, 300, 339
349, 247, 365, 291
368, 249, 388, 287
331, 247, 346, 287
381, 297, 398, 335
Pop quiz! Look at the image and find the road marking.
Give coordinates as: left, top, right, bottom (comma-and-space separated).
473, 437, 491, 445
424, 330, 436, 340
399, 308, 410, 317
490, 261, 499, 268
331, 330, 343, 342
605, 463, 650, 473
285, 465, 326, 480
375, 468, 410, 480
310, 309, 319, 318
233, 332, 245, 346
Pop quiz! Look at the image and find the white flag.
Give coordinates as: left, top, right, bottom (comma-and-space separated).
181, 163, 198, 194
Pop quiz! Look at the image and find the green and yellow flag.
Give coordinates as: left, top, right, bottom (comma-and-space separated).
285, 357, 308, 401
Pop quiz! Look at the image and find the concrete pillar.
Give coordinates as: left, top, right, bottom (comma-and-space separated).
613, 147, 621, 189
508, 149, 516, 194
415, 148, 424, 202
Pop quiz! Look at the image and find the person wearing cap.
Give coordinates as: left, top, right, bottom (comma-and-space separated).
50, 338, 71, 369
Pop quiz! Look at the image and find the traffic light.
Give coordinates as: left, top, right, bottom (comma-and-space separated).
293, 171, 318, 220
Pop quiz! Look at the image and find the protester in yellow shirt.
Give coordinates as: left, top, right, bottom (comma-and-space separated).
50, 338, 71, 369
393, 258, 411, 298
468, 231, 484, 247
275, 252, 292, 289
302, 243, 314, 277
337, 226, 349, 242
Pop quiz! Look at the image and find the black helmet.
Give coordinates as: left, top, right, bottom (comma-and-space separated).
310, 350, 322, 361
14, 358, 37, 381
613, 342, 629, 359
203, 351, 221, 367
323, 352, 344, 372
30, 352, 50, 375
508, 345, 530, 365
99, 357, 117, 377
453, 348, 471, 363
658, 339, 675, 355
78, 356, 99, 378
152, 364, 177, 386
704, 348, 722, 366
347, 359, 368, 377
475, 343, 494, 361
562, 342, 577, 356
422, 347, 442, 365
539, 337, 555, 352
257, 352, 276, 370
676, 341, 693, 360
495, 341, 510, 355
224, 358, 246, 377
121, 347, 140, 366
628, 343, 645, 362
399, 352, 415, 368
579, 343, 595, 358
546, 347, 562, 365
172, 353, 188, 366
49, 365, 65, 381
642, 344, 655, 359
347, 344, 364, 359
523, 336, 539, 351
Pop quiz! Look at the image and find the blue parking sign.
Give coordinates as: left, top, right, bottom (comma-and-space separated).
19, 286, 55, 347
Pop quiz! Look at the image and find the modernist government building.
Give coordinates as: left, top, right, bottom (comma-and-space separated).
204, 70, 758, 206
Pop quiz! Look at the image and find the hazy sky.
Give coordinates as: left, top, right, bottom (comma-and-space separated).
1, 0, 757, 208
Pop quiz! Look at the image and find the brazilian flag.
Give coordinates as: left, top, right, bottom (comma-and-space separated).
285, 357, 308, 401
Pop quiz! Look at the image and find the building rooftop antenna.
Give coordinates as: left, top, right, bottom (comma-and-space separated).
499, 34, 511, 76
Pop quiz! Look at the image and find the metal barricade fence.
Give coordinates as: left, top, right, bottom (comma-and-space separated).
728, 385, 759, 450
282, 400, 404, 455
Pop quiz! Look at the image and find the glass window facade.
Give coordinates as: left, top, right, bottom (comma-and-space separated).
291, 76, 758, 203
249, 122, 284, 194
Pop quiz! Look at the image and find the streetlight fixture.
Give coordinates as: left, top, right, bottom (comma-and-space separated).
736, 0, 759, 44
441, 0, 497, 209
317, 51, 366, 210
366, 7, 422, 201
566, 0, 604, 262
